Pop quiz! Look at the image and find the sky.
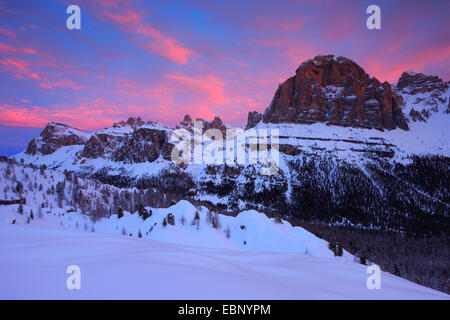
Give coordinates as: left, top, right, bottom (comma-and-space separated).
0, 0, 449, 155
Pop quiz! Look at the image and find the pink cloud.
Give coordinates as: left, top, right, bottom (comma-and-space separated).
252, 39, 282, 47
0, 42, 38, 55
363, 43, 450, 83
36, 78, 86, 91
0, 103, 116, 130
0, 27, 16, 38
0, 58, 39, 80
166, 73, 229, 105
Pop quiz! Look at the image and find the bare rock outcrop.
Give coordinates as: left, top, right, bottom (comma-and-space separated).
260, 55, 409, 131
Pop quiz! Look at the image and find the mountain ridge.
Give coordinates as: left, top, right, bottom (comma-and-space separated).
11, 55, 450, 238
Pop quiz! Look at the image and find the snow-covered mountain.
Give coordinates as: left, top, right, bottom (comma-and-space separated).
12, 55, 449, 238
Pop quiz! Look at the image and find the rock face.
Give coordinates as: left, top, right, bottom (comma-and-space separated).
111, 127, 173, 163
395, 72, 449, 123
176, 115, 227, 136
260, 55, 409, 130
396, 72, 449, 94
246, 111, 263, 129
81, 117, 174, 163
25, 123, 89, 155
81, 133, 126, 159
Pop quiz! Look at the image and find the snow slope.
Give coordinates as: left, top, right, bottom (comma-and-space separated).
0, 198, 346, 259
0, 161, 448, 299
0, 160, 354, 259
0, 224, 447, 300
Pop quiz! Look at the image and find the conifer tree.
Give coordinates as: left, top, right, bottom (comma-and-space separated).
117, 207, 123, 219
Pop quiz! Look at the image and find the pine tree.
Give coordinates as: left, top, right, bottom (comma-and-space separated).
337, 242, 343, 257
117, 207, 123, 219
274, 214, 283, 224
167, 213, 175, 225
15, 182, 23, 194
225, 226, 231, 239
192, 211, 200, 229
394, 264, 401, 276
138, 204, 150, 220
38, 205, 43, 219
360, 255, 367, 265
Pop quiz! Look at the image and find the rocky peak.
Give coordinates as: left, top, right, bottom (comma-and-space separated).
176, 115, 227, 135
246, 111, 263, 129
25, 122, 89, 155
296, 55, 369, 87
395, 72, 450, 123
260, 55, 409, 131
207, 116, 227, 133
182, 114, 192, 123
112, 116, 149, 129
126, 116, 145, 127
396, 72, 449, 94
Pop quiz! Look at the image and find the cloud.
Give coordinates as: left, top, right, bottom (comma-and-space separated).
92, 0, 196, 64
36, 78, 86, 91
0, 103, 114, 130
0, 58, 39, 80
0, 42, 37, 55
363, 43, 450, 83
0, 27, 16, 38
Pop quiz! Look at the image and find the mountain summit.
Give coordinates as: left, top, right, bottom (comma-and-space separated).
249, 55, 409, 131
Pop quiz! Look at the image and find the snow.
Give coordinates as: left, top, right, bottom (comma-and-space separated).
253, 116, 450, 164
45, 122, 92, 141
11, 81, 449, 182
0, 159, 448, 299
0, 224, 447, 299
0, 160, 351, 259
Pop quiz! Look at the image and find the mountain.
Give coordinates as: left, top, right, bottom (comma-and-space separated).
256, 55, 408, 130
0, 159, 447, 299
395, 71, 450, 122
12, 55, 449, 238
25, 122, 90, 155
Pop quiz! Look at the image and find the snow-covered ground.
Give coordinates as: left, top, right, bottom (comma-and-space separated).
0, 224, 447, 299
0, 161, 350, 259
